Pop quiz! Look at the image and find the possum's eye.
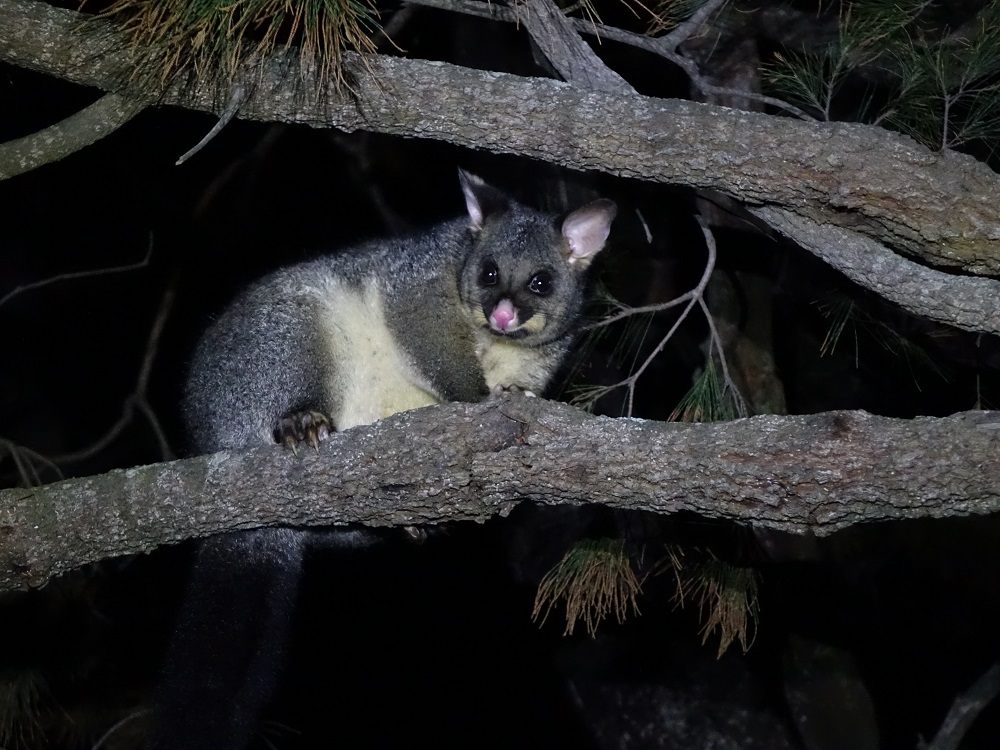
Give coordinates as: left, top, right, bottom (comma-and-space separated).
529, 271, 553, 296
479, 260, 499, 286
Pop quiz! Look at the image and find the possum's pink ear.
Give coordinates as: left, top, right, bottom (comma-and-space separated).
562, 199, 617, 268
459, 169, 509, 232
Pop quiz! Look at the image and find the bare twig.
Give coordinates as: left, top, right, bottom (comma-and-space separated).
176, 83, 248, 165
627, 217, 716, 415
404, 0, 812, 118
589, 291, 701, 329
0, 235, 174, 475
0, 242, 153, 309
582, 215, 744, 416
90, 709, 149, 750
659, 0, 729, 50
52, 277, 176, 465
0, 439, 61, 487
697, 294, 748, 416
703, 86, 814, 119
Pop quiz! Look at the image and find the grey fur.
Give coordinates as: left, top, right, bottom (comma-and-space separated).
184, 172, 616, 451
152, 174, 615, 750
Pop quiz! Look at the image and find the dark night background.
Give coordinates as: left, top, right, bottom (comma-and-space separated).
3, 2, 1000, 748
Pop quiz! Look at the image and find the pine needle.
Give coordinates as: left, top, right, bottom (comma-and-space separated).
668, 358, 741, 422
0, 669, 46, 748
645, 0, 714, 36
532, 538, 642, 637
665, 547, 759, 657
766, 0, 1000, 149
817, 296, 950, 389
85, 0, 382, 97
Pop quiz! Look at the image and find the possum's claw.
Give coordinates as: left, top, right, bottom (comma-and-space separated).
275, 410, 332, 453
490, 383, 537, 398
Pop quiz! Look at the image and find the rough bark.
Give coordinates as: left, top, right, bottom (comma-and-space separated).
0, 92, 142, 179
518, 0, 635, 94
3, 0, 1000, 276
751, 206, 1000, 335
2, 394, 999, 593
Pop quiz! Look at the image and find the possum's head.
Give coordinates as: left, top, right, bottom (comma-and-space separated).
456, 170, 616, 346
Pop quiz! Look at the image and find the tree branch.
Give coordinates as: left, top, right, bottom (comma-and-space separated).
2, 394, 1000, 593
404, 0, 813, 119
3, 0, 1000, 278
750, 206, 1000, 335
518, 0, 635, 94
0, 92, 142, 179
922, 660, 1000, 750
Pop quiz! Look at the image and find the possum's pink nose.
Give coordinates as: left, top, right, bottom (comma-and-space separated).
490, 299, 517, 331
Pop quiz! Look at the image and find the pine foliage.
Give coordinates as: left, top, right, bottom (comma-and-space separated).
818, 297, 949, 390
669, 358, 742, 422
644, 0, 717, 35
532, 538, 642, 637
767, 0, 1000, 150
0, 670, 44, 749
87, 0, 382, 96
665, 546, 760, 657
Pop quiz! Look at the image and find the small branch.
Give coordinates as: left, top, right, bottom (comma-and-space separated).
0, 241, 152, 309
175, 83, 248, 165
612, 215, 718, 415
589, 289, 700, 329
691, 216, 746, 417
519, 0, 635, 94
52, 275, 176, 464
406, 0, 811, 118
0, 92, 143, 180
0, 439, 61, 486
3, 0, 1000, 275
92, 710, 150, 750
704, 86, 815, 120
0, 237, 173, 479
698, 294, 748, 416
658, 0, 729, 50
578, 218, 749, 415
922, 660, 1000, 750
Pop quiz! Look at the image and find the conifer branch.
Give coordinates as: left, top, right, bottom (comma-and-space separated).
751, 206, 1000, 336
0, 92, 142, 180
518, 0, 635, 93
5, 0, 1000, 299
405, 0, 812, 117
922, 659, 1000, 750
3, 395, 1000, 593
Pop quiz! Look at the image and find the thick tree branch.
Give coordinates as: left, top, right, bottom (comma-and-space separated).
2, 395, 1000, 593
751, 207, 1000, 335
3, 0, 1000, 278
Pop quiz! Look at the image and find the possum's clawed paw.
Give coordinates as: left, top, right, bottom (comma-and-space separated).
403, 526, 429, 543
402, 525, 448, 544
275, 410, 332, 453
490, 384, 537, 398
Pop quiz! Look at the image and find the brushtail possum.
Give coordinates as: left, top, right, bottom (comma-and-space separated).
151, 171, 616, 750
